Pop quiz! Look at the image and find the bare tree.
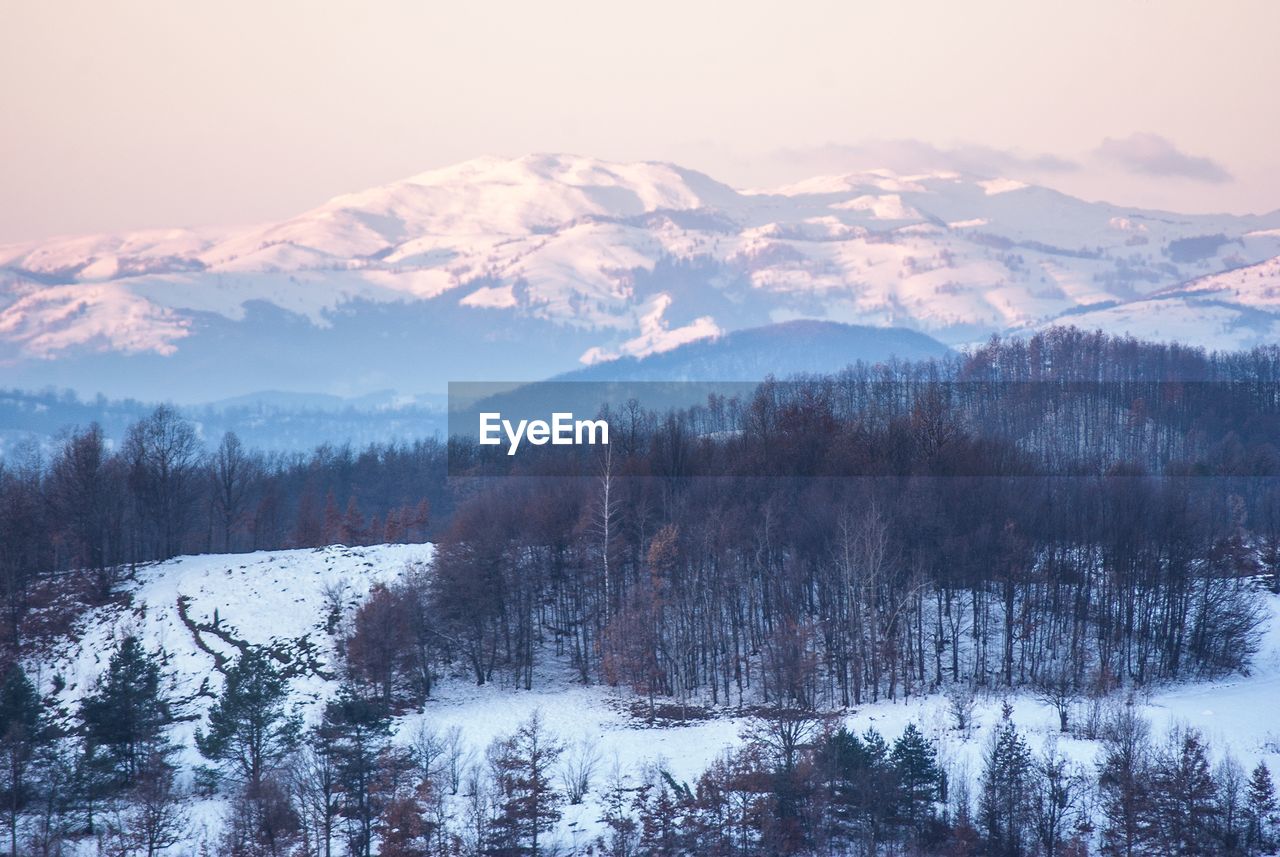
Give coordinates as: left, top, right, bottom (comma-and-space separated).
117, 753, 188, 857
1030, 740, 1088, 857
123, 406, 202, 560
1034, 667, 1080, 733
559, 736, 601, 805
947, 684, 978, 735
289, 737, 339, 857
487, 710, 564, 857
443, 725, 470, 796
209, 432, 257, 552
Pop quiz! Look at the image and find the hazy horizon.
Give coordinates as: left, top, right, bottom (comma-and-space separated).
3, 0, 1279, 244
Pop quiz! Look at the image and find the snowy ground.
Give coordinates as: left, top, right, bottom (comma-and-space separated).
40, 544, 427, 755
38, 544, 1280, 851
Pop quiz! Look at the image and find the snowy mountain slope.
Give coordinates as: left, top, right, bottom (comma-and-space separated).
4, 154, 1280, 400
30, 545, 1280, 852
1014, 254, 1280, 351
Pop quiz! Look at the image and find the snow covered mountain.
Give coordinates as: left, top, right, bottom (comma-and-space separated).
3, 154, 1279, 401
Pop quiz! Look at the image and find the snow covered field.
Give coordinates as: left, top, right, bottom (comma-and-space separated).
38, 543, 1280, 850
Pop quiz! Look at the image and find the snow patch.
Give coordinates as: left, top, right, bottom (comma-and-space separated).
579, 293, 720, 364
978, 177, 1029, 195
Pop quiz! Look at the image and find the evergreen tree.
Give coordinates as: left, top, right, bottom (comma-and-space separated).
860, 727, 897, 850
822, 727, 866, 847
890, 722, 942, 830
79, 636, 172, 787
0, 665, 46, 857
196, 647, 301, 792
1245, 762, 1277, 855
821, 727, 896, 852
1216, 754, 1247, 853
1146, 728, 1219, 855
979, 717, 1033, 857
319, 688, 392, 857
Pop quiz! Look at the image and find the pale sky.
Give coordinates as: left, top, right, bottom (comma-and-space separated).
2, 0, 1277, 243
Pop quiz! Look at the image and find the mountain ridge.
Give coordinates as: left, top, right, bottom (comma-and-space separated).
3, 153, 1279, 400
552, 320, 953, 383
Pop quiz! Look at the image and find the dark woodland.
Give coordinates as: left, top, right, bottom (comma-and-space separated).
3, 328, 1280, 855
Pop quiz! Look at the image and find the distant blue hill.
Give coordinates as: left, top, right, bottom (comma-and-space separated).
445, 322, 955, 438
554, 321, 953, 382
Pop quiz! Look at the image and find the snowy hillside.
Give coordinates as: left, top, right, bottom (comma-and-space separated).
33, 544, 1280, 852
3, 154, 1280, 400
1028, 253, 1280, 351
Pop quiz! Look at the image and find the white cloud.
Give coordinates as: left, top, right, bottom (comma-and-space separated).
770, 139, 1080, 180
1094, 133, 1231, 183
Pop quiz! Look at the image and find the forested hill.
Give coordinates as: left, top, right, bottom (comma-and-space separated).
4, 327, 1280, 855
4, 327, 1279, 687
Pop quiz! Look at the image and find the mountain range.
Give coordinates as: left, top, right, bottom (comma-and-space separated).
3, 153, 1279, 402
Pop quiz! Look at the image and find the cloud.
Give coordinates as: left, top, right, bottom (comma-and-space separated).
1094, 133, 1231, 183
771, 139, 1079, 180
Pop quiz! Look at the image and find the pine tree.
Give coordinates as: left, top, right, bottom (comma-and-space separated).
979, 718, 1033, 857
79, 636, 172, 787
821, 726, 897, 852
821, 727, 865, 847
0, 665, 46, 857
1245, 762, 1277, 855
860, 727, 897, 850
196, 647, 301, 792
319, 688, 392, 857
890, 722, 942, 830
1146, 728, 1219, 855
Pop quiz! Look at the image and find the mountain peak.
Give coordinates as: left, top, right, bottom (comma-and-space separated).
3, 154, 1280, 401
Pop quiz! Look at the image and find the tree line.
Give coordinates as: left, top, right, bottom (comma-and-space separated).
0, 413, 443, 663
3, 635, 1279, 856
413, 329, 1280, 712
